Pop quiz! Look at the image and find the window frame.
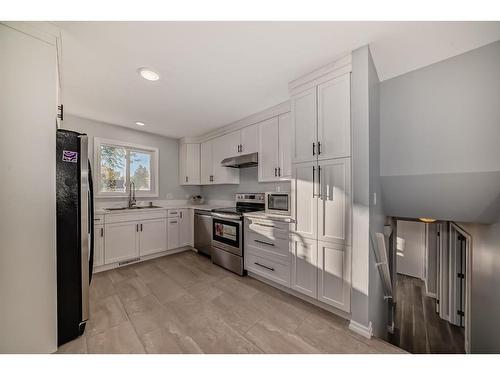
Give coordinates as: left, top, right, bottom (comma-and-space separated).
94, 137, 159, 198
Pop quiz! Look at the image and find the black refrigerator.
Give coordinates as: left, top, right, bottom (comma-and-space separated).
56, 129, 94, 346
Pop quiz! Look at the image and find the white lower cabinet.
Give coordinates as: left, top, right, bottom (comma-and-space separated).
139, 218, 167, 256
167, 218, 180, 249
105, 221, 140, 264
317, 242, 351, 312
179, 209, 192, 247
93, 224, 104, 267
291, 236, 317, 298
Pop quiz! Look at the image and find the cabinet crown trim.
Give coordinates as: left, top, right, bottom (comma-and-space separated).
288, 53, 352, 95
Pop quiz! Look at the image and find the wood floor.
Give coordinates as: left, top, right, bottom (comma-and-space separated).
57, 250, 404, 354
389, 274, 465, 354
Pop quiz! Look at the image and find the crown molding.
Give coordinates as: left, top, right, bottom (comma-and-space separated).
180, 100, 290, 145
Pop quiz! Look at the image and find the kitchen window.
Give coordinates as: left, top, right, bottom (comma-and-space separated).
94, 138, 159, 197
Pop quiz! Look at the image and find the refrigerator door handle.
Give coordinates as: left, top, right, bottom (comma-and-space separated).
79, 135, 90, 323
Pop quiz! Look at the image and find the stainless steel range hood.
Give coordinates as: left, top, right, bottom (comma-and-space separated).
220, 152, 258, 168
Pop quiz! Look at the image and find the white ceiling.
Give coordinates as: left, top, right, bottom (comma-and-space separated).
56, 21, 500, 138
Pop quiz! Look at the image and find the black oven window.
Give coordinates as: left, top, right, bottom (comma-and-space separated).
213, 219, 240, 248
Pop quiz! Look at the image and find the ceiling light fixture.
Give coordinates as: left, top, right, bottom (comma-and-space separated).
419, 218, 437, 223
138, 67, 159, 81
135, 121, 145, 126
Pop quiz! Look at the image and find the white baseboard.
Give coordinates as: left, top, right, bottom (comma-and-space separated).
349, 320, 373, 339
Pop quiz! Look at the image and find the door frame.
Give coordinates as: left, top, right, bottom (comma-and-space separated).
449, 222, 472, 354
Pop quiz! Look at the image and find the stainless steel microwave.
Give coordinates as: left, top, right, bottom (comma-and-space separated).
265, 192, 290, 215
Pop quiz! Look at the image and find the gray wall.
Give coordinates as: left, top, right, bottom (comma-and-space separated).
63, 114, 201, 202
350, 45, 371, 331
200, 167, 290, 201
460, 220, 500, 353
380, 40, 500, 223
367, 47, 388, 339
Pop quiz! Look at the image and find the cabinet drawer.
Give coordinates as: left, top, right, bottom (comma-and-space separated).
246, 218, 289, 231
105, 213, 140, 224
168, 210, 180, 218
245, 253, 290, 287
246, 230, 290, 258
139, 210, 167, 221
94, 214, 104, 224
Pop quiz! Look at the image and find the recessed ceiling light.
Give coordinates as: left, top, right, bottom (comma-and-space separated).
138, 67, 159, 81
135, 121, 145, 126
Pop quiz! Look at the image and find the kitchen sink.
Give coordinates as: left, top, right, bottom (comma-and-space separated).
105, 205, 163, 211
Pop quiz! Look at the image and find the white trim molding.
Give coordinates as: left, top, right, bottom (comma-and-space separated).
93, 137, 159, 198
180, 100, 290, 145
349, 320, 373, 339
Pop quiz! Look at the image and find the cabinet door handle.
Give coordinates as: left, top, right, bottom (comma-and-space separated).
170, 220, 177, 224
100, 227, 104, 237
140, 223, 143, 232
317, 141, 321, 155
254, 239, 275, 247
318, 165, 322, 199
312, 166, 316, 197
254, 262, 274, 271
180, 211, 183, 219
274, 167, 277, 177
136, 224, 139, 232
278, 167, 281, 177
312, 142, 315, 156
185, 176, 188, 183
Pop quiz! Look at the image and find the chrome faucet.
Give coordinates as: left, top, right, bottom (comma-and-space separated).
128, 181, 136, 208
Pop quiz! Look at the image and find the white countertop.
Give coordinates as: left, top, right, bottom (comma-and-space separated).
95, 203, 223, 215
243, 211, 295, 223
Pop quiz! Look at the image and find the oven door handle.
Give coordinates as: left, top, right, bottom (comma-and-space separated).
212, 213, 241, 221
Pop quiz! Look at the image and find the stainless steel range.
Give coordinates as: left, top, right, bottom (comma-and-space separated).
211, 193, 265, 275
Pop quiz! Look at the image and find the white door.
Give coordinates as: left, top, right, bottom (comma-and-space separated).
179, 209, 192, 247
278, 112, 292, 180
139, 218, 167, 256
396, 220, 425, 279
185, 143, 200, 185
317, 241, 351, 312
167, 218, 180, 250
241, 124, 258, 154
317, 73, 351, 160
292, 161, 317, 240
212, 133, 239, 184
317, 158, 351, 245
200, 140, 213, 184
291, 235, 318, 298
104, 222, 139, 264
291, 87, 317, 164
258, 117, 279, 182
93, 224, 104, 267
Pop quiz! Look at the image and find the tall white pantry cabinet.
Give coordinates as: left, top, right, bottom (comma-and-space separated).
289, 57, 352, 313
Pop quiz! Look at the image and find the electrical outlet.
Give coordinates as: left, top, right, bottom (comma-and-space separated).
276, 186, 281, 192
373, 192, 377, 206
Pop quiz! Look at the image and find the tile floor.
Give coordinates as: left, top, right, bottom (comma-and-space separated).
57, 250, 405, 354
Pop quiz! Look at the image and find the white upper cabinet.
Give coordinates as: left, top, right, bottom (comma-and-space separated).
258, 113, 292, 182
240, 124, 259, 155
317, 74, 351, 160
179, 143, 200, 185
317, 158, 351, 245
317, 241, 351, 312
258, 117, 279, 182
200, 140, 214, 184
226, 130, 242, 158
291, 87, 317, 163
278, 112, 292, 180
212, 132, 240, 184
